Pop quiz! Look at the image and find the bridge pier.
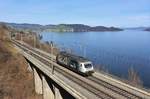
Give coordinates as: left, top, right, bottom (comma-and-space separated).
27, 62, 33, 72
42, 75, 55, 99
54, 85, 63, 99
33, 67, 43, 94
31, 64, 73, 99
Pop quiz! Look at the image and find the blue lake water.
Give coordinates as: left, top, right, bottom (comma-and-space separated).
41, 30, 150, 89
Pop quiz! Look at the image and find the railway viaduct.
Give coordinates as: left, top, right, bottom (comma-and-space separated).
12, 40, 150, 99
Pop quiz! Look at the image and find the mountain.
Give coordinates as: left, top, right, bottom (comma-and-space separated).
90, 26, 123, 31
57, 24, 91, 32
145, 28, 150, 31
4, 22, 44, 32
1, 22, 123, 32
124, 27, 147, 30
44, 24, 123, 32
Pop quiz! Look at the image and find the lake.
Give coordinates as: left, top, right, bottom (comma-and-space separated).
41, 30, 150, 89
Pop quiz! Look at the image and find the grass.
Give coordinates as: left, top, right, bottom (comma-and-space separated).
0, 24, 42, 99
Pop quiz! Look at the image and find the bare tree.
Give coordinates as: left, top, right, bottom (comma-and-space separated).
128, 67, 143, 86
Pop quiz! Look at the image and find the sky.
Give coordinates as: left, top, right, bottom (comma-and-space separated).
0, 0, 150, 27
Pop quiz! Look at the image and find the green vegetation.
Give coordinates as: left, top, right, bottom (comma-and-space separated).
47, 24, 74, 32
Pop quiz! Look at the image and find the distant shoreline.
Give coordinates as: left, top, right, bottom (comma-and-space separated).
1, 22, 123, 33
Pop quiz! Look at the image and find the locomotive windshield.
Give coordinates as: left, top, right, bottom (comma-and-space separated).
84, 63, 92, 68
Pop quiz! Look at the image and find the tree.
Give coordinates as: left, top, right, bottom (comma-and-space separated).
0, 24, 10, 40
128, 67, 142, 86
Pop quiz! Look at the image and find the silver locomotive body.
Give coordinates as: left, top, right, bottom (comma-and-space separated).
56, 52, 94, 76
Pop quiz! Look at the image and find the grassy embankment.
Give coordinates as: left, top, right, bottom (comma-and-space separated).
0, 24, 42, 99
95, 64, 143, 88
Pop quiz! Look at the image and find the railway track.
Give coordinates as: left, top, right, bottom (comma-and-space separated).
88, 76, 141, 99
12, 40, 143, 99
14, 41, 115, 99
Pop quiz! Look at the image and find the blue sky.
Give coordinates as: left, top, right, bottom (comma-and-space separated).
0, 0, 150, 27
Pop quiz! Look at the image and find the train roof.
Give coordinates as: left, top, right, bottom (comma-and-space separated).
59, 51, 91, 63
